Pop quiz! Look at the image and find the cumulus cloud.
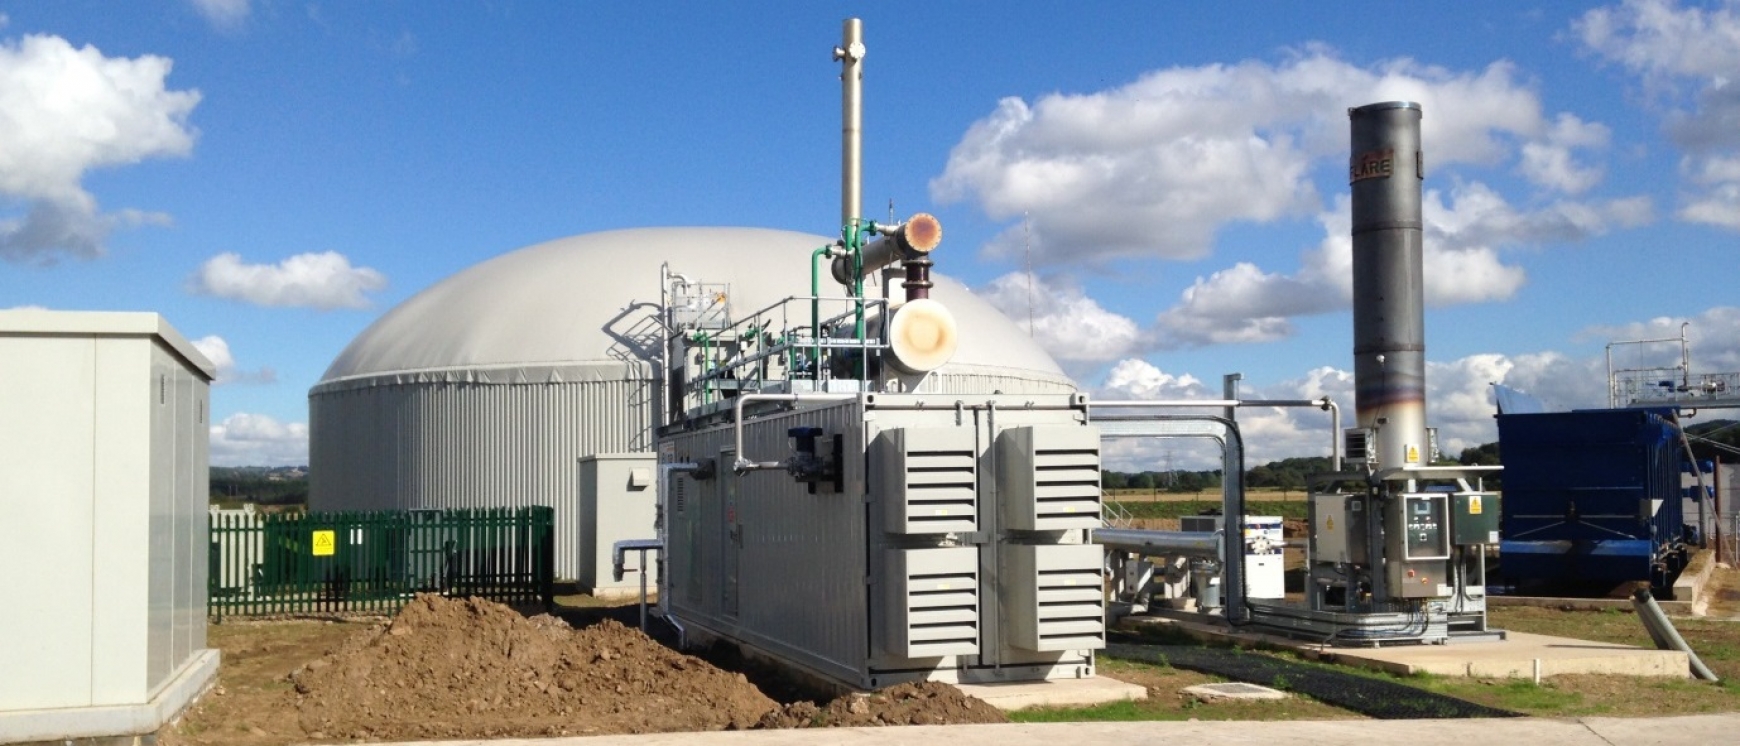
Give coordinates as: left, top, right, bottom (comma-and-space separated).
190, 251, 387, 309
1584, 306, 1740, 372
932, 50, 1619, 267
188, 0, 250, 31
1087, 316, 1714, 470
1518, 114, 1612, 194
1576, 0, 1740, 229
190, 334, 277, 385
210, 412, 308, 467
974, 272, 1143, 365
0, 35, 199, 263
1096, 359, 1215, 401
1150, 185, 1648, 348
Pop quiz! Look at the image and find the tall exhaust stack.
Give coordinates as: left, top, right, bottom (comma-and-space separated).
1349, 101, 1427, 470
835, 18, 864, 229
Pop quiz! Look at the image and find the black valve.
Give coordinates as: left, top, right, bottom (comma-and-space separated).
785, 427, 839, 493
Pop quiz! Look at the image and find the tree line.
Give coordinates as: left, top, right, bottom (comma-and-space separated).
210, 466, 308, 506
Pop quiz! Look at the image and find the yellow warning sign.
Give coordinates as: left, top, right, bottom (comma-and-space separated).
1406, 445, 1420, 464
312, 530, 336, 557
1469, 495, 1483, 515
1327, 517, 1335, 531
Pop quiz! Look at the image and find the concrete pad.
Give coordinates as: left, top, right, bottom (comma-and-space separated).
1313, 631, 1690, 679
951, 675, 1147, 711
1124, 614, 1690, 679
1181, 682, 1288, 701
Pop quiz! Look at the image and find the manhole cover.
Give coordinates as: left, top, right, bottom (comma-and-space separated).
1182, 682, 1289, 701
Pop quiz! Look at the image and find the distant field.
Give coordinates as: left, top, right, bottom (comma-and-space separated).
1107, 498, 1309, 521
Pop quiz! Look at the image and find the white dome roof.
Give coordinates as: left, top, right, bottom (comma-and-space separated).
319, 227, 1068, 386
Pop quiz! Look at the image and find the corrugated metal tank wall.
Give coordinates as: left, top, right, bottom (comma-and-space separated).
309, 228, 1077, 584
310, 372, 652, 580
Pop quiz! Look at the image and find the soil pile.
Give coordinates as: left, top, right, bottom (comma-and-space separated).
757, 681, 1008, 728
289, 594, 777, 740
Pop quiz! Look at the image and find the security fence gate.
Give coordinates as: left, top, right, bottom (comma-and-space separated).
209, 506, 554, 619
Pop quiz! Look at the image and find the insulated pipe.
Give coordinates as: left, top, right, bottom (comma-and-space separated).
1092, 397, 1341, 471
731, 392, 859, 473
1632, 589, 1720, 681
1093, 528, 1221, 558
834, 19, 864, 230
1350, 101, 1428, 470
830, 213, 943, 286
1086, 411, 1251, 625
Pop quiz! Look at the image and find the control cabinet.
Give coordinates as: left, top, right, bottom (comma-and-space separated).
1386, 493, 1451, 598
1311, 493, 1369, 564
1452, 491, 1500, 545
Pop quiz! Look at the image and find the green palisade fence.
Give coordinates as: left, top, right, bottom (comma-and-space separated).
208, 506, 554, 620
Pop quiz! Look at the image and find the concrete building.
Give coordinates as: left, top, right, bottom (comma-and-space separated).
309, 227, 1073, 585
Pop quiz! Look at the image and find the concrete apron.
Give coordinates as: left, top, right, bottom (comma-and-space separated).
1124, 615, 1690, 679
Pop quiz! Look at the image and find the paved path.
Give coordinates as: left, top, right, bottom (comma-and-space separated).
381, 713, 1740, 746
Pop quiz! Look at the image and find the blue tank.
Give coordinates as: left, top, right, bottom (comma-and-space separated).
1497, 407, 1690, 590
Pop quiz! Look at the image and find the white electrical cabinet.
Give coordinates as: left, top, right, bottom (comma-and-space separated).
0, 311, 219, 742
1242, 516, 1286, 600
577, 453, 658, 596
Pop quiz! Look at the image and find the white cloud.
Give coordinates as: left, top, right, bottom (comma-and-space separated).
1584, 306, 1740, 372
1150, 184, 1647, 348
1090, 302, 1738, 470
1576, 0, 1740, 82
1576, 1, 1740, 230
209, 412, 308, 466
188, 0, 250, 31
0, 35, 199, 263
190, 251, 387, 309
974, 272, 1142, 364
1096, 359, 1214, 401
932, 50, 1617, 267
1518, 114, 1611, 194
190, 334, 277, 385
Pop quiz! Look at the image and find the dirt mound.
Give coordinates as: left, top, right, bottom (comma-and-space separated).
289, 594, 777, 740
757, 681, 1008, 728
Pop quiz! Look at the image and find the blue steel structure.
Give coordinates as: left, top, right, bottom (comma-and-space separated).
1497, 407, 1692, 592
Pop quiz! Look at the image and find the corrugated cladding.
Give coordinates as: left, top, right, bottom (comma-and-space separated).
310, 369, 651, 580
310, 359, 1070, 582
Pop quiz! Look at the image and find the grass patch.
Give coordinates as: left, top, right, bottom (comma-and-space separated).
1010, 698, 1159, 723
1109, 499, 1308, 521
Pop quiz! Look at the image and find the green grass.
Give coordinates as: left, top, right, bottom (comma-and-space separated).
1109, 499, 1308, 521
1009, 698, 1165, 723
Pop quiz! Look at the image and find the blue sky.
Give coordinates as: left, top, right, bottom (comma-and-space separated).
3, 1, 1737, 467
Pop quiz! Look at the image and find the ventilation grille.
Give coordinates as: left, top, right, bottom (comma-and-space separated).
1002, 544, 1105, 652
997, 426, 1103, 531
876, 428, 978, 535
1345, 428, 1375, 466
886, 547, 979, 658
